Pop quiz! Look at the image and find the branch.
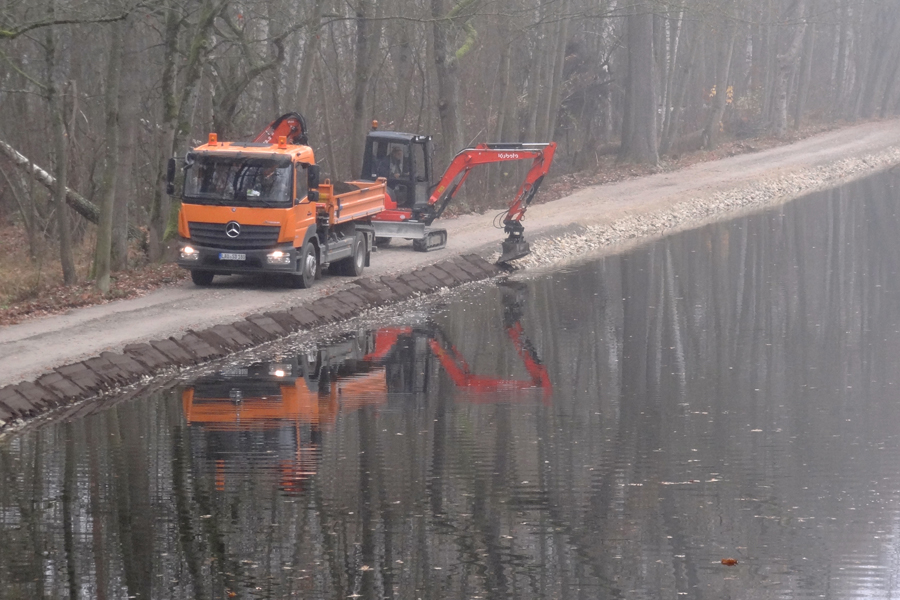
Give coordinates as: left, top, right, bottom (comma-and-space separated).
0, 139, 143, 241
0, 10, 134, 40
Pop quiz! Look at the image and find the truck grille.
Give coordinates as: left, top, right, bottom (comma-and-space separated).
188, 222, 280, 250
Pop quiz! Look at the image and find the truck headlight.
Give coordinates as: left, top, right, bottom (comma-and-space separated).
180, 245, 200, 260
268, 363, 292, 377
267, 250, 291, 264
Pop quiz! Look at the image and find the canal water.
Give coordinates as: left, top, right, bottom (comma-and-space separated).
3, 170, 900, 599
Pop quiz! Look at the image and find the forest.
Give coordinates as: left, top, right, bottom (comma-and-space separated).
1, 0, 899, 294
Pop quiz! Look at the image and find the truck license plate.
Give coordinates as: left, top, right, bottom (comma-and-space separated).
219, 252, 246, 261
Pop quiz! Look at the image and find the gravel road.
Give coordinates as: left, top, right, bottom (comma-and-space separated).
2, 119, 900, 387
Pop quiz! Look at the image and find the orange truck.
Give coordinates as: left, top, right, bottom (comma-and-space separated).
167, 113, 386, 288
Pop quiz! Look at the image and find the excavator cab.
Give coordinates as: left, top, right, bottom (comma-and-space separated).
361, 132, 433, 210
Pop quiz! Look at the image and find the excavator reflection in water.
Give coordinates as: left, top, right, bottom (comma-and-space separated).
181, 282, 550, 493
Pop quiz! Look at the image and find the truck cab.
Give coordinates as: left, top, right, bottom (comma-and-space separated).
169, 113, 387, 288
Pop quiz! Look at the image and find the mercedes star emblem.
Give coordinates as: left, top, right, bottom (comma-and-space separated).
225, 221, 241, 238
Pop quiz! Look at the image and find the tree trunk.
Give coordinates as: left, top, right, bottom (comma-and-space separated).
761, 0, 777, 124
831, 0, 849, 117
702, 17, 736, 150
659, 7, 684, 150
164, 0, 226, 243
0, 161, 37, 258
619, 0, 658, 165
432, 0, 464, 167
771, 0, 807, 137
349, 0, 382, 177
860, 9, 900, 118
315, 61, 339, 177
149, 0, 224, 259
294, 0, 325, 113
0, 139, 141, 240
543, 0, 570, 141
878, 41, 900, 118
94, 19, 123, 293
112, 20, 138, 271
792, 19, 815, 130
45, 9, 76, 285
149, 0, 181, 261
659, 34, 697, 156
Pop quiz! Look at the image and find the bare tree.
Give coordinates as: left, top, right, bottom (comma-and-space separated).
45, 2, 76, 284
93, 17, 123, 292
619, 0, 658, 164
771, 0, 807, 137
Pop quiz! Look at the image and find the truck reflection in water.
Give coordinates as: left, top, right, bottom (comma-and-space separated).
181, 281, 551, 494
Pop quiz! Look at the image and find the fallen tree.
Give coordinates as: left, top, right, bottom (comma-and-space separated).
0, 138, 143, 241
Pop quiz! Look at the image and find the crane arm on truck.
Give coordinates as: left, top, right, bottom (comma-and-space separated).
252, 112, 309, 146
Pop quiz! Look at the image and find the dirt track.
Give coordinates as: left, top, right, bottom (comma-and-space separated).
2, 119, 900, 388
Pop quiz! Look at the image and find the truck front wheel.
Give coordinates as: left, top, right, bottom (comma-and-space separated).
290, 241, 317, 289
190, 270, 214, 286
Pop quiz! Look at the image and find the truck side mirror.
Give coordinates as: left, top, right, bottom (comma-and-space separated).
307, 164, 320, 190
165, 157, 176, 196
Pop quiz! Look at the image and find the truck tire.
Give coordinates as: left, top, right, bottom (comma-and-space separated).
334, 233, 366, 276
290, 241, 317, 289
191, 270, 214, 286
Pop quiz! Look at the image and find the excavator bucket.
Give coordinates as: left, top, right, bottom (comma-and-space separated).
498, 236, 531, 264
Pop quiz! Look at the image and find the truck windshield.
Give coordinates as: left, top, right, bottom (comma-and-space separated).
183, 156, 292, 206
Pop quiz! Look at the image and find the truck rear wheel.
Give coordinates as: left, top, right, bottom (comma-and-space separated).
334, 233, 366, 276
289, 241, 317, 289
190, 270, 214, 286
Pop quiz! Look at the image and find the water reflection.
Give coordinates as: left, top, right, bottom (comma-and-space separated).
184, 286, 550, 498
3, 172, 900, 599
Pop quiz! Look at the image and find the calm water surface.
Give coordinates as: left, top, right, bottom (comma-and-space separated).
3, 172, 900, 599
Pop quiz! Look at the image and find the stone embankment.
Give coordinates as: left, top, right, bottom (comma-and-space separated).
0, 255, 503, 434
517, 146, 900, 269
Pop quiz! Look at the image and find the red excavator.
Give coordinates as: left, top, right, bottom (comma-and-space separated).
359, 124, 557, 262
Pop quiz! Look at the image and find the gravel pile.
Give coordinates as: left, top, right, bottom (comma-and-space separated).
515, 146, 900, 270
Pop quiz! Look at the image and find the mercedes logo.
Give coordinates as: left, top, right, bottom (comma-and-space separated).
225, 221, 241, 238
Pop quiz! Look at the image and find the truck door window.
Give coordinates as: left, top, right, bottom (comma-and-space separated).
295, 165, 309, 203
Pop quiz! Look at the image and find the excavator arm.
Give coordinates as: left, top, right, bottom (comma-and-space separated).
424, 142, 556, 221
418, 142, 556, 262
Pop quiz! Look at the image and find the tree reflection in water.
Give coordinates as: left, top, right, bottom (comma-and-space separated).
4, 172, 900, 599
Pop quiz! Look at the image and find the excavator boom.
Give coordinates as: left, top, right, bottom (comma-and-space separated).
427, 142, 556, 221
425, 142, 557, 262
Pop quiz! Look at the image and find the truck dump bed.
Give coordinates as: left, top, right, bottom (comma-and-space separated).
316, 179, 386, 225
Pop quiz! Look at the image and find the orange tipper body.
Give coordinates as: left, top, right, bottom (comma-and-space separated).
173, 112, 386, 288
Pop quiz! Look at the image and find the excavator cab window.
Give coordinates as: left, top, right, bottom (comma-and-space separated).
362, 138, 414, 208
410, 141, 429, 205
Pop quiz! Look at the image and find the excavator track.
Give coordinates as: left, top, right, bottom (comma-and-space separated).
412, 228, 447, 252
